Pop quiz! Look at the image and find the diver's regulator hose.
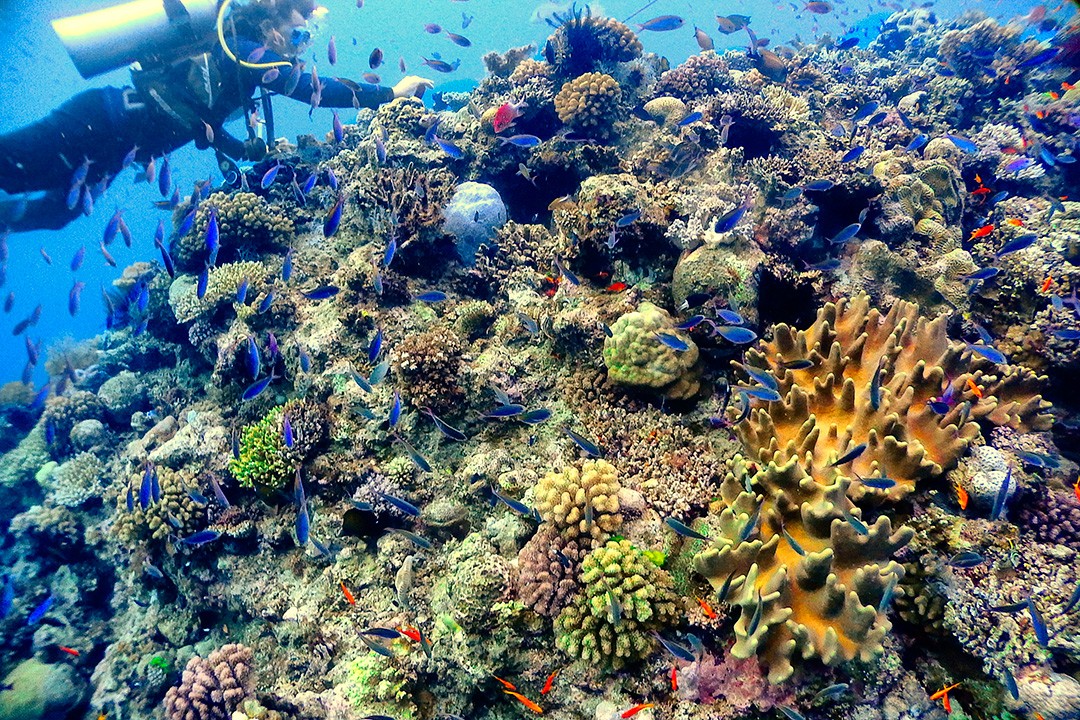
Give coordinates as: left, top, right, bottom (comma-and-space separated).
216, 0, 292, 70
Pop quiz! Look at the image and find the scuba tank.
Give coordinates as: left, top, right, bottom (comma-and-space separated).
52, 0, 220, 79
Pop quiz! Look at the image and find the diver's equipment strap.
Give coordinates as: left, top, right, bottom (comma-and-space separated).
260, 89, 275, 147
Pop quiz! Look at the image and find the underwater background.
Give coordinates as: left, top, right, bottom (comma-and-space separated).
1, 0, 1079, 719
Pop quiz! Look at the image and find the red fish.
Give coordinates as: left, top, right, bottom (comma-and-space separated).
622, 703, 655, 718
58, 646, 80, 657
399, 626, 422, 643
492, 675, 517, 691
695, 597, 717, 619
493, 102, 526, 133
503, 689, 543, 714
605, 282, 628, 293
671, 664, 678, 691
970, 224, 994, 239
541, 669, 559, 694
1073, 476, 1080, 504
1041, 276, 1053, 292
340, 582, 356, 605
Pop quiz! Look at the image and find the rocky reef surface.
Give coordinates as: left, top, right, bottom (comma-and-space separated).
2, 6, 1080, 720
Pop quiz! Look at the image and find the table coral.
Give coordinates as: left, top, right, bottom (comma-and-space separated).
555, 538, 680, 670
603, 302, 701, 400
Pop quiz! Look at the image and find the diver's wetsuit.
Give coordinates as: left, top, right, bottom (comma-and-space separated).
0, 39, 393, 231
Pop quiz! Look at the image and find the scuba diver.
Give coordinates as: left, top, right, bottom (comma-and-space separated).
0, 0, 433, 232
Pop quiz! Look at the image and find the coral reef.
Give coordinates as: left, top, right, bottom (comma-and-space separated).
534, 459, 622, 543
163, 644, 256, 720
555, 72, 624, 138
603, 302, 701, 400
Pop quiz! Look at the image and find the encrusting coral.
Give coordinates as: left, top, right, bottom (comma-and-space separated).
163, 643, 256, 720
228, 399, 328, 494
603, 302, 701, 400
692, 294, 1052, 683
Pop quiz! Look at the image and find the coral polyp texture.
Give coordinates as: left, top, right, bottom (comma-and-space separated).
603, 302, 701, 400
534, 458, 622, 542
163, 643, 256, 720
554, 72, 624, 136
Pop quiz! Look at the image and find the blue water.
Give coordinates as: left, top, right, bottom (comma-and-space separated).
0, 0, 1029, 386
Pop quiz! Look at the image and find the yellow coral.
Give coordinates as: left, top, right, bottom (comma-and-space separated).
534, 459, 621, 542
555, 72, 623, 136
642, 96, 687, 126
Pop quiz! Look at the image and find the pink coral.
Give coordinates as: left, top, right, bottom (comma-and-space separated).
163, 644, 256, 720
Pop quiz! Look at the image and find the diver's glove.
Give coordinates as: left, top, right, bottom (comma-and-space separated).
392, 76, 435, 100
243, 137, 268, 161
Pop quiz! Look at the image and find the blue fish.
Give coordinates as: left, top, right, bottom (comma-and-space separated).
180, 530, 222, 546
616, 209, 642, 227
296, 501, 310, 545
652, 632, 695, 661
904, 133, 929, 153
282, 249, 293, 282
377, 491, 421, 517
139, 468, 152, 509
989, 190, 1009, 204
197, 264, 209, 299
491, 487, 533, 516
678, 111, 704, 126
70, 245, 85, 272
396, 435, 432, 472
302, 174, 318, 195
415, 290, 448, 303
0, 575, 14, 619
368, 359, 390, 385
387, 527, 432, 549
487, 403, 526, 418
996, 234, 1038, 257
716, 325, 758, 344
332, 111, 344, 143
829, 222, 861, 244
714, 195, 753, 233
736, 385, 782, 402
388, 391, 402, 428
676, 315, 706, 330
803, 179, 835, 192
1019, 47, 1059, 67
733, 362, 779, 391
852, 101, 879, 122
303, 286, 340, 300
383, 237, 396, 267
554, 257, 580, 285
261, 163, 281, 189
1027, 597, 1050, 647
945, 133, 978, 153
324, 196, 343, 237
103, 208, 123, 246
158, 155, 171, 198
242, 374, 276, 401
840, 146, 865, 163
27, 594, 53, 625
637, 15, 685, 31
519, 408, 552, 425
206, 208, 219, 263
369, 329, 383, 363
434, 136, 463, 158
716, 309, 744, 325
835, 36, 859, 49
991, 465, 1012, 520
664, 516, 711, 541
236, 277, 250, 304
258, 291, 275, 314
655, 332, 690, 352
564, 427, 602, 457
966, 343, 1007, 364
498, 134, 542, 148
963, 267, 1000, 282
150, 466, 161, 503
158, 243, 175, 278
781, 187, 803, 202
283, 413, 294, 448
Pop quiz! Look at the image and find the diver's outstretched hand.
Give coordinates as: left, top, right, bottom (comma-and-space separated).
392, 76, 435, 100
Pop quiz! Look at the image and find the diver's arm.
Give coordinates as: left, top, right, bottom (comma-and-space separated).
237, 41, 394, 109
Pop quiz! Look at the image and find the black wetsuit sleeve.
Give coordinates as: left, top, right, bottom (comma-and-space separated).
235, 40, 394, 109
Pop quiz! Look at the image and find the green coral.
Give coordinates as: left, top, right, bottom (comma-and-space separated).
228, 399, 328, 493
555, 539, 680, 670
603, 302, 701, 400
338, 653, 416, 720
229, 405, 294, 493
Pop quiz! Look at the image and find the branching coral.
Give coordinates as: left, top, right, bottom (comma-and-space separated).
169, 261, 271, 324
393, 326, 465, 413
163, 644, 256, 720
42, 391, 106, 456
555, 72, 624, 137
534, 459, 622, 543
653, 51, 734, 101
114, 465, 204, 544
555, 539, 679, 670
175, 192, 293, 272
517, 524, 586, 617
692, 294, 1052, 683
48, 451, 104, 508
228, 399, 328, 494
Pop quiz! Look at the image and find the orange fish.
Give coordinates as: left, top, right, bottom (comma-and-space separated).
974, 173, 983, 184
503, 689, 543, 714
671, 664, 678, 691
930, 682, 961, 701
1047, 91, 1061, 100
621, 703, 655, 718
970, 224, 994, 239
966, 378, 983, 398
1041, 276, 1054, 293
493, 676, 518, 691
970, 187, 991, 196
399, 626, 422, 643
340, 582, 356, 605
1005, 218, 1023, 226
58, 646, 80, 657
954, 481, 969, 511
1064, 82, 1076, 91
606, 282, 628, 293
1073, 476, 1080, 504
695, 597, 718, 619
943, 693, 952, 714
541, 669, 559, 695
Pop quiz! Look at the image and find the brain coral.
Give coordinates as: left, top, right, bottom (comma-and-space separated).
556, 539, 680, 670
555, 72, 624, 137
534, 459, 622, 543
692, 294, 1052, 683
603, 302, 701, 400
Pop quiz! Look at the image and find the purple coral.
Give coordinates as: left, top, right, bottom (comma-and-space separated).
163, 643, 256, 720
516, 524, 584, 617
1014, 484, 1080, 551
